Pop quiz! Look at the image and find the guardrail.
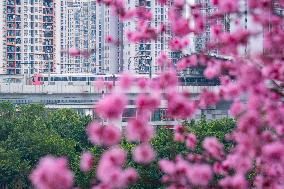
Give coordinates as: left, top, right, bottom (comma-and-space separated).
0, 84, 219, 94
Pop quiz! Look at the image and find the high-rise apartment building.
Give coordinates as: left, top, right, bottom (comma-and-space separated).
193, 0, 230, 54
95, 3, 123, 74
1, 0, 257, 76
60, 0, 96, 73
0, 0, 61, 75
230, 0, 264, 56
0, 0, 97, 75
194, 0, 266, 56
122, 0, 181, 76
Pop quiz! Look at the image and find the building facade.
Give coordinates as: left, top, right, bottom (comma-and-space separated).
60, 0, 96, 74
0, 0, 98, 75
95, 3, 123, 75
193, 0, 230, 54
193, 0, 268, 56
0, 0, 261, 76
0, 0, 209, 76
122, 0, 182, 76
0, 0, 61, 75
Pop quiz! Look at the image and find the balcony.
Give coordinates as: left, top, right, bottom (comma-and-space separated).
7, 67, 21, 74
7, 38, 15, 43
15, 22, 21, 29
43, 0, 53, 8
7, 7, 15, 14
43, 8, 53, 15
44, 31, 53, 38
139, 0, 151, 7
43, 46, 53, 53
7, 0, 15, 6
43, 39, 53, 46
139, 44, 151, 51
7, 62, 16, 67
16, 38, 21, 44
16, 62, 21, 68
43, 16, 53, 23
43, 54, 53, 60
43, 23, 53, 30
16, 54, 21, 60
7, 30, 15, 37
7, 46, 15, 53
7, 54, 15, 61
7, 15, 15, 22
15, 15, 21, 22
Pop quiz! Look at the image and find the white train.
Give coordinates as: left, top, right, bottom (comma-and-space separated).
0, 73, 220, 86
32, 73, 220, 86
31, 73, 151, 86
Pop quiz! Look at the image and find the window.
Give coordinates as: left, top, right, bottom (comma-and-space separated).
71, 77, 86, 81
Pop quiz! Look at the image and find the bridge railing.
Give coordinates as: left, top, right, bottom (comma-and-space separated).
0, 84, 219, 94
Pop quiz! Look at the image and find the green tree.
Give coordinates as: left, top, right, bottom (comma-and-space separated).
123, 118, 235, 189
122, 127, 189, 189
183, 117, 235, 153
0, 101, 236, 189
0, 146, 30, 189
47, 109, 92, 150
0, 103, 84, 188
0, 101, 16, 141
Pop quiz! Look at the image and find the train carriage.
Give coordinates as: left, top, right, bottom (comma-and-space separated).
31, 73, 220, 86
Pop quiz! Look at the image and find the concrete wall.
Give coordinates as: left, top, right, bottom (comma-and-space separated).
0, 84, 231, 126
0, 84, 219, 94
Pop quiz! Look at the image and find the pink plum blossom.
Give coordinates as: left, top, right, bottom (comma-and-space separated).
31, 1, 284, 188
126, 118, 155, 142
96, 93, 127, 120
87, 122, 121, 146
185, 133, 197, 150
199, 90, 220, 108
118, 73, 133, 89
68, 47, 80, 57
80, 151, 94, 173
96, 147, 137, 188
133, 143, 156, 164
219, 174, 248, 189
30, 156, 74, 189
203, 137, 224, 160
186, 164, 212, 186
136, 93, 161, 112
136, 77, 149, 89
167, 92, 196, 119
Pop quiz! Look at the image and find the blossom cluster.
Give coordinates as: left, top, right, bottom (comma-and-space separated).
30, 0, 284, 188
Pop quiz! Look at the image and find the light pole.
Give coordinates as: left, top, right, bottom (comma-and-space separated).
48, 61, 51, 85
127, 57, 132, 71
101, 90, 105, 126
180, 71, 187, 86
